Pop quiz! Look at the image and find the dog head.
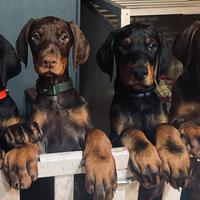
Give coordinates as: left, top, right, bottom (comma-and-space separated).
173, 20, 200, 80
16, 16, 90, 78
97, 23, 172, 91
0, 35, 21, 88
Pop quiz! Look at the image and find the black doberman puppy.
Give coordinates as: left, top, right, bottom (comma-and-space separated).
2, 16, 116, 200
170, 20, 200, 200
97, 23, 190, 199
0, 34, 21, 167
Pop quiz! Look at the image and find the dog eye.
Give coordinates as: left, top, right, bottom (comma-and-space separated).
119, 42, 129, 50
60, 34, 69, 42
32, 33, 40, 41
148, 43, 157, 52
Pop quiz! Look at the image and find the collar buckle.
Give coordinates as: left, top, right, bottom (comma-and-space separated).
52, 84, 60, 95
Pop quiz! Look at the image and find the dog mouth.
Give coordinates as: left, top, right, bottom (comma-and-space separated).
135, 85, 153, 91
34, 62, 67, 77
130, 81, 150, 90
42, 71, 55, 77
34, 65, 58, 76
129, 64, 154, 88
123, 75, 154, 90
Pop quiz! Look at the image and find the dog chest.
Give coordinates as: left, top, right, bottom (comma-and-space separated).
111, 94, 168, 143
35, 107, 86, 153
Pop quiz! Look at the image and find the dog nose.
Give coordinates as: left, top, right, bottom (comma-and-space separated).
131, 67, 148, 80
43, 57, 57, 68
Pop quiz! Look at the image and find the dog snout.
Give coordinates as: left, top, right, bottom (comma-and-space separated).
131, 67, 148, 80
42, 56, 57, 68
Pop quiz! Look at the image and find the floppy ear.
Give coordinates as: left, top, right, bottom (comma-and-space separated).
0, 35, 21, 86
68, 21, 90, 70
16, 18, 35, 66
158, 34, 173, 76
173, 20, 200, 69
96, 31, 117, 82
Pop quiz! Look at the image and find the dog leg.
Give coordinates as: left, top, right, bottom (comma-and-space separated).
0, 148, 5, 169
1, 121, 43, 151
156, 124, 190, 189
122, 129, 161, 189
84, 129, 117, 200
179, 122, 200, 157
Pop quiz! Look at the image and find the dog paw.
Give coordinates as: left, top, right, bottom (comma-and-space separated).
156, 124, 190, 189
179, 122, 200, 157
84, 129, 117, 200
2, 121, 43, 150
122, 129, 161, 189
129, 142, 161, 189
3, 143, 39, 190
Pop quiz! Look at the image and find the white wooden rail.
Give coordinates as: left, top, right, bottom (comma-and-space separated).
92, 0, 200, 27
0, 147, 181, 200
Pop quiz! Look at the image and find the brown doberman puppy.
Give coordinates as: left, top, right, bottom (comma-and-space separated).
2, 16, 116, 200
0, 34, 22, 167
170, 20, 200, 200
97, 23, 190, 200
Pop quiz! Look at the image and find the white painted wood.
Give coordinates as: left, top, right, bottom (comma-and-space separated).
54, 175, 74, 200
94, 0, 200, 16
0, 171, 19, 200
38, 147, 129, 178
114, 181, 139, 200
38, 151, 84, 178
108, 0, 200, 9
129, 7, 200, 16
93, 0, 200, 27
0, 147, 182, 200
121, 9, 131, 27
162, 182, 182, 200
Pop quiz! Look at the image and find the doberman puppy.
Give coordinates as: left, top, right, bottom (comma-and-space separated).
97, 23, 190, 199
2, 16, 116, 200
0, 34, 21, 167
170, 20, 200, 200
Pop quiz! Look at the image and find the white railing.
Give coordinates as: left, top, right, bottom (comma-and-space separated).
0, 147, 181, 200
92, 0, 200, 27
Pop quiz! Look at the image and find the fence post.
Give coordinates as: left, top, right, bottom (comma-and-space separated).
0, 171, 19, 200
54, 175, 74, 200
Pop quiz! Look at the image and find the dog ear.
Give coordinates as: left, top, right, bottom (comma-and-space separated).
0, 35, 21, 87
68, 21, 90, 70
96, 31, 117, 82
16, 18, 35, 66
173, 20, 200, 69
157, 34, 173, 76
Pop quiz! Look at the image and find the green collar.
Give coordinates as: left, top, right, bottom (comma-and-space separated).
37, 79, 73, 96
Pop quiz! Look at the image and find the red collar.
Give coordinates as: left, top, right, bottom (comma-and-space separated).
0, 89, 7, 100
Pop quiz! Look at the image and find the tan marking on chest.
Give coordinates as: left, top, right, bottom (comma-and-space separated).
158, 114, 168, 124
69, 107, 89, 126
145, 113, 168, 130
112, 119, 127, 136
177, 102, 200, 117
32, 111, 47, 127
